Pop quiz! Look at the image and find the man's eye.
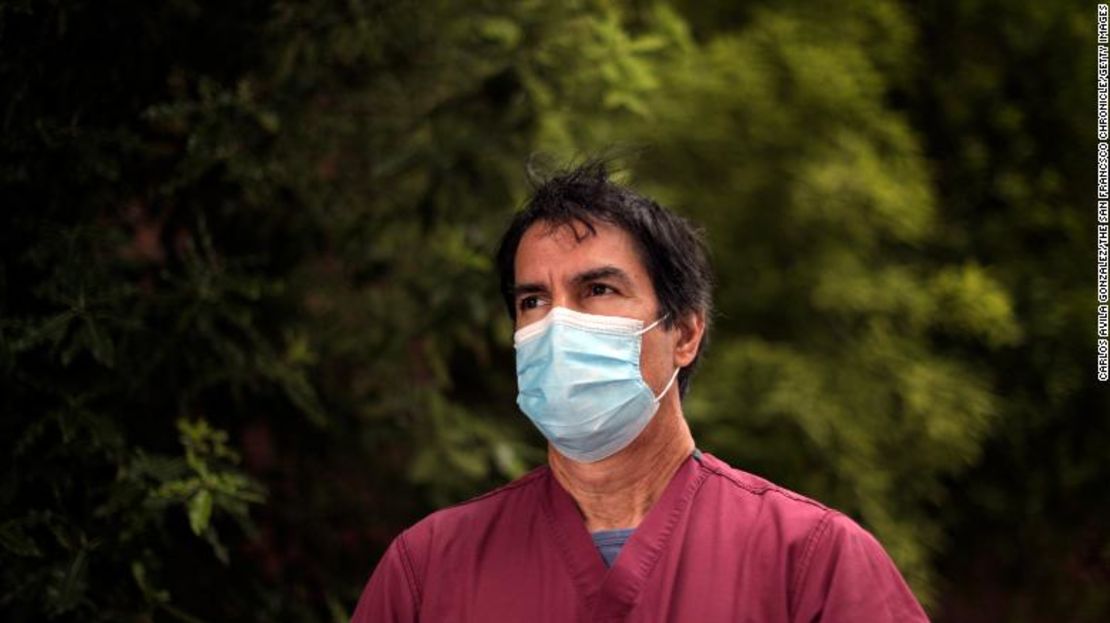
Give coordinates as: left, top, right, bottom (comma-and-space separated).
588, 284, 614, 297
519, 296, 540, 310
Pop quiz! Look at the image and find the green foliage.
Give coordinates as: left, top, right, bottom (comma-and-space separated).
0, 0, 1103, 621
148, 420, 266, 553
903, 1, 1110, 620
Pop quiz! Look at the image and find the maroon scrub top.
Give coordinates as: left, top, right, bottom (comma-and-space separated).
351, 451, 929, 622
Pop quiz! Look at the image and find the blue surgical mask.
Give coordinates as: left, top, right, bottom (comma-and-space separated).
513, 306, 681, 463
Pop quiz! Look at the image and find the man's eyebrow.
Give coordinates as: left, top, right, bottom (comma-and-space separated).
511, 266, 633, 299
511, 282, 547, 299
571, 265, 633, 289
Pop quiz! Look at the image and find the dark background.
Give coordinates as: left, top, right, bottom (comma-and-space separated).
1, 0, 1107, 620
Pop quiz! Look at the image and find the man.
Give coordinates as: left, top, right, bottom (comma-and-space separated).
351, 161, 929, 622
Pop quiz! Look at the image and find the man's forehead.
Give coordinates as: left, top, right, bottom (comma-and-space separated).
521, 218, 599, 247
515, 219, 645, 276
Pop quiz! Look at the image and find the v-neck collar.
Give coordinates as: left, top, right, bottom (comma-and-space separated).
540, 451, 710, 621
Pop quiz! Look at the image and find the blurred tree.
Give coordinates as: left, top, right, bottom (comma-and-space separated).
903, 0, 1110, 620
0, 0, 543, 619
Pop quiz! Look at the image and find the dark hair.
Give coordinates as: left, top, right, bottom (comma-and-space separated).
495, 158, 713, 397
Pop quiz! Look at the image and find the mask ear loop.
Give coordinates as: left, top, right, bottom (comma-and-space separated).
635, 313, 670, 336
653, 367, 682, 402
639, 313, 679, 399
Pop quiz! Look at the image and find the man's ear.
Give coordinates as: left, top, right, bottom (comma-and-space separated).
673, 310, 705, 368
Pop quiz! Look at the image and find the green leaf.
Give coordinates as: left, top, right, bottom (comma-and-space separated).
131, 560, 170, 605
49, 547, 89, 615
0, 521, 42, 557
82, 318, 115, 368
187, 490, 213, 536
478, 17, 522, 49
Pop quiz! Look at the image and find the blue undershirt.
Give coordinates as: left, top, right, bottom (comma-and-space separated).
588, 450, 701, 568
591, 528, 635, 567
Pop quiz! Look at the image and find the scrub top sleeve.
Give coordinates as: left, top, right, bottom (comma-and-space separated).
350, 533, 421, 623
791, 512, 929, 623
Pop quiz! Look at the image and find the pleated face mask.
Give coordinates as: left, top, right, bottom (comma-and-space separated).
513, 306, 680, 463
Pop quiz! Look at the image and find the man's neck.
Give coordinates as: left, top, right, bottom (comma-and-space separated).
548, 400, 695, 533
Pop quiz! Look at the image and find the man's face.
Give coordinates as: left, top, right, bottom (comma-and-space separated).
512, 219, 682, 396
